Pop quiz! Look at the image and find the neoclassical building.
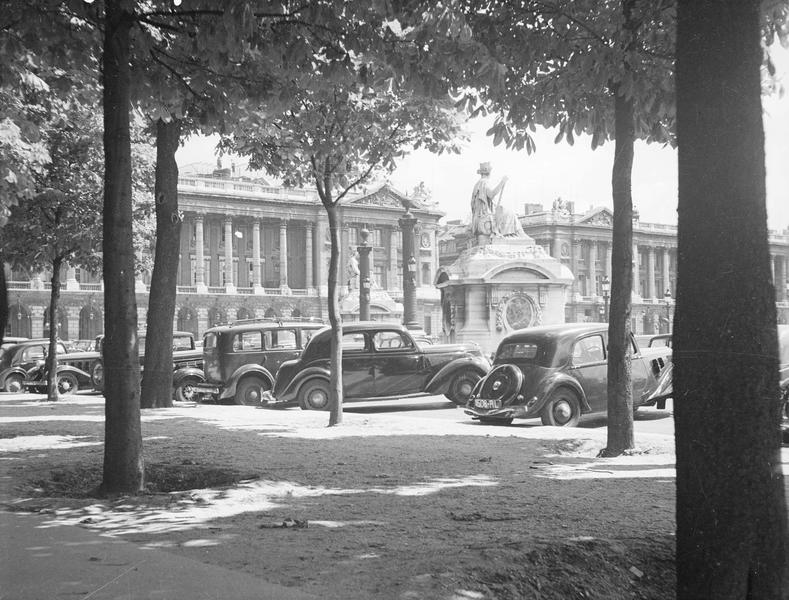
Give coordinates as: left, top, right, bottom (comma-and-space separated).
439, 199, 789, 333
3, 164, 445, 341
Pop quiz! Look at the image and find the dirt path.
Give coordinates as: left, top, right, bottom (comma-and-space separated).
0, 394, 695, 599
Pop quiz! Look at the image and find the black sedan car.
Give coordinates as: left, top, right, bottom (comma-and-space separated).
464, 323, 672, 426
266, 322, 490, 409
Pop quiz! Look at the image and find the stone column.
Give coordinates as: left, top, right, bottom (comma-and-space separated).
315, 220, 327, 295
389, 227, 399, 290
604, 242, 613, 281
252, 220, 262, 293
279, 219, 290, 292
588, 241, 597, 296
771, 255, 776, 284
358, 229, 372, 320
399, 209, 419, 329
781, 256, 788, 301
224, 218, 235, 291
65, 263, 79, 291
632, 243, 640, 296
195, 215, 207, 292
552, 236, 562, 260
305, 224, 314, 289
647, 246, 656, 299
662, 247, 671, 296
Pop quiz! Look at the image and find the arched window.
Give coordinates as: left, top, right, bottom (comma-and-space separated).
264, 307, 279, 319
43, 307, 68, 339
421, 263, 431, 287
236, 306, 252, 322
6, 301, 32, 338
291, 308, 301, 318
79, 305, 103, 340
208, 306, 226, 328
177, 306, 198, 336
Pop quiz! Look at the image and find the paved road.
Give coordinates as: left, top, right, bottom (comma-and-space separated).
342, 396, 675, 437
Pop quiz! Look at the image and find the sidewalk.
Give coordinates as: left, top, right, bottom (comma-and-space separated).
0, 510, 316, 600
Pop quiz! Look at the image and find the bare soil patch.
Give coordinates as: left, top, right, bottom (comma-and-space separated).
0, 394, 688, 599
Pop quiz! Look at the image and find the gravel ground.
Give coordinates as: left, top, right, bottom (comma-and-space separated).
1, 392, 781, 599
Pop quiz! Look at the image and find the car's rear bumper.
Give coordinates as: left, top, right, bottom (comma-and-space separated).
464, 404, 534, 420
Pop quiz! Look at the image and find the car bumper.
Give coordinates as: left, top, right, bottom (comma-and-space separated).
23, 382, 47, 393
464, 403, 535, 420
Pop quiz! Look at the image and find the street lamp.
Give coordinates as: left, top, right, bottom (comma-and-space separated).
601, 275, 611, 322
664, 288, 673, 334
408, 255, 417, 286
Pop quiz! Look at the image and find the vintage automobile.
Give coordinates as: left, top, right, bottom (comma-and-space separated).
91, 331, 204, 401
2, 339, 97, 393
639, 324, 789, 421
194, 318, 327, 405
265, 322, 491, 410
464, 323, 672, 426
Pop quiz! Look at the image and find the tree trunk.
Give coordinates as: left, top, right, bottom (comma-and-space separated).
141, 118, 182, 409
602, 0, 637, 457
675, 1, 786, 597
100, 0, 144, 495
0, 257, 7, 346
46, 257, 63, 402
325, 202, 343, 426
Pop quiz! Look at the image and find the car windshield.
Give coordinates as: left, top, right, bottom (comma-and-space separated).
495, 339, 554, 367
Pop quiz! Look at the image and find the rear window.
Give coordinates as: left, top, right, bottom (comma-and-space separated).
203, 333, 217, 350
496, 340, 553, 366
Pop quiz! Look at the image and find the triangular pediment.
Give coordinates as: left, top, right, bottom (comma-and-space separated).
349, 184, 409, 209
579, 207, 614, 227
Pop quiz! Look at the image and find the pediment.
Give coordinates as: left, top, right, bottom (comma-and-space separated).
579, 207, 614, 227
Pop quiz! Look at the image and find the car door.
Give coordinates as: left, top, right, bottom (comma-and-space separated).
568, 334, 608, 412
371, 330, 424, 398
341, 332, 376, 399
261, 328, 302, 378
630, 336, 652, 401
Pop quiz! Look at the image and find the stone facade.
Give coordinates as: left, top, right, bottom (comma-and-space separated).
4, 166, 445, 341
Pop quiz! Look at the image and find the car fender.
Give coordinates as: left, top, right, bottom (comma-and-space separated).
425, 356, 490, 395
55, 364, 92, 381
532, 372, 591, 414
277, 366, 331, 403
173, 367, 205, 388
221, 364, 276, 400
1, 366, 29, 390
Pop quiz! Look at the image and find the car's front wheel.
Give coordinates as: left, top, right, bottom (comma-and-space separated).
298, 379, 331, 410
445, 370, 481, 405
175, 377, 200, 402
91, 362, 104, 391
57, 373, 79, 395
5, 374, 23, 393
540, 388, 581, 427
234, 376, 269, 406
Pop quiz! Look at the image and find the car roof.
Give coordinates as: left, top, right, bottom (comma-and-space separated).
206, 318, 325, 335
501, 322, 606, 344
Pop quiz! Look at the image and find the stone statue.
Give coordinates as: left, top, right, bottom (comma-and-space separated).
470, 162, 507, 243
346, 247, 360, 291
494, 203, 527, 238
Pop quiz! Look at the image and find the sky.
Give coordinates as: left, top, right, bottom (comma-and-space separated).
176, 47, 789, 231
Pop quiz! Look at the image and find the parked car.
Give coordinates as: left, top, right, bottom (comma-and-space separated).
265, 321, 491, 410
194, 318, 326, 405
1, 339, 73, 392
91, 331, 204, 401
464, 323, 672, 426
635, 333, 672, 349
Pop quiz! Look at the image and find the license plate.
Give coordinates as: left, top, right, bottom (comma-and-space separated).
474, 398, 501, 409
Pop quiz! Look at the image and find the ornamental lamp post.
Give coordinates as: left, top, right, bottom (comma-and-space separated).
664, 288, 673, 334
601, 275, 611, 323
399, 208, 420, 330
358, 228, 372, 321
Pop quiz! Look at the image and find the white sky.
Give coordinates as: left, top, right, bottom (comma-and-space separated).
177, 47, 789, 230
